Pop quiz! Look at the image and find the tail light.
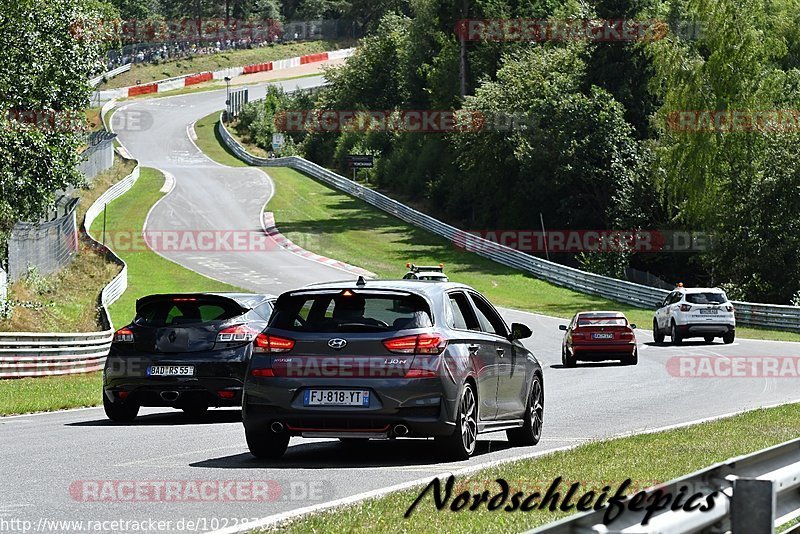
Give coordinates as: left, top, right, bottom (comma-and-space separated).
571, 331, 585, 339
405, 367, 439, 379
216, 325, 258, 343
383, 334, 447, 355
251, 368, 275, 377
620, 331, 634, 340
217, 390, 236, 399
254, 333, 295, 353
113, 327, 134, 343
680, 304, 692, 312
725, 305, 735, 312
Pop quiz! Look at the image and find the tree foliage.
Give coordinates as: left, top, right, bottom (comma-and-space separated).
0, 0, 115, 240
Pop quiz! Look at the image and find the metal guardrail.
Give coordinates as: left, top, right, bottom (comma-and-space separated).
0, 159, 140, 379
528, 437, 800, 533
90, 64, 131, 87
217, 117, 800, 333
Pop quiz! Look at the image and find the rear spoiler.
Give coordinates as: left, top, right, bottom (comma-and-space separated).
135, 294, 250, 315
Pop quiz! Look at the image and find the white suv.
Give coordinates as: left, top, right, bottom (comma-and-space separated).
653, 286, 736, 344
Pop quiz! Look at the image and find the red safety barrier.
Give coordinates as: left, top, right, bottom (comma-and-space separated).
127, 83, 158, 97
243, 62, 273, 74
185, 72, 213, 86
300, 52, 329, 64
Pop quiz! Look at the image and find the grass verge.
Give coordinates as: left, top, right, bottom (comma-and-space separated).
267, 402, 800, 533
0, 158, 136, 333
103, 40, 353, 89
0, 372, 102, 416
196, 113, 800, 342
90, 167, 244, 326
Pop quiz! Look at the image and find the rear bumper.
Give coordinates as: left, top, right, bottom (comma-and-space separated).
242, 377, 455, 437
676, 323, 735, 337
571, 342, 636, 360
103, 377, 243, 407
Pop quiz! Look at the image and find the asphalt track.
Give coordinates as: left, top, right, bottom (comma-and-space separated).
2, 76, 800, 533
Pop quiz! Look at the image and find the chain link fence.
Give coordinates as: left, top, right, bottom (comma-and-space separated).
79, 131, 116, 182
6, 197, 80, 282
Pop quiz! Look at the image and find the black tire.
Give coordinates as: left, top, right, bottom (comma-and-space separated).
671, 322, 683, 345
181, 405, 208, 418
653, 319, 665, 344
103, 393, 139, 422
704, 336, 715, 344
723, 331, 735, 344
436, 382, 478, 461
507, 374, 543, 447
564, 347, 577, 368
625, 347, 639, 366
245, 428, 290, 459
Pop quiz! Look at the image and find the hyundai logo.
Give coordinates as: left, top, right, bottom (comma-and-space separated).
328, 338, 347, 350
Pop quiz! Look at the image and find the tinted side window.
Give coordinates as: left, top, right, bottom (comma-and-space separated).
447, 292, 479, 331
469, 293, 508, 337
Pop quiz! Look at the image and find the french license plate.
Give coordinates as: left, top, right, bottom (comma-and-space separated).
592, 333, 614, 339
303, 389, 370, 407
700, 309, 718, 315
147, 365, 194, 376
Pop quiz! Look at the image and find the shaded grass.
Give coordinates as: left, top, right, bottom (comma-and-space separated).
90, 167, 244, 327
0, 372, 102, 416
268, 402, 800, 533
104, 40, 353, 89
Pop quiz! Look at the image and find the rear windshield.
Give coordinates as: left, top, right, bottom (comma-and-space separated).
578, 317, 627, 326
685, 292, 727, 304
135, 299, 244, 327
270, 292, 433, 333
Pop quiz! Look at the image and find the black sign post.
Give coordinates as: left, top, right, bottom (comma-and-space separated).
346, 155, 374, 182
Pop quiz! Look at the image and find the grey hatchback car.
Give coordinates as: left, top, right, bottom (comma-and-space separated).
242, 279, 544, 460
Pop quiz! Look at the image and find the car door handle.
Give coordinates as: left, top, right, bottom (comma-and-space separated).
496, 348, 505, 357
468, 344, 479, 354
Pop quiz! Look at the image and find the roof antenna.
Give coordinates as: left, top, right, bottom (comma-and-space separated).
356, 276, 366, 286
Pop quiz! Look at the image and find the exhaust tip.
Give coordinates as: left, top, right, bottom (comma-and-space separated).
160, 391, 180, 402
270, 421, 285, 433
394, 424, 408, 437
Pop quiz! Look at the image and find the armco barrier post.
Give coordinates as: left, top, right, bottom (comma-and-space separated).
731, 478, 774, 533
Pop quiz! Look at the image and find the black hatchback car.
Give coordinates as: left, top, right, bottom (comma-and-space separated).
242, 279, 544, 460
103, 293, 275, 422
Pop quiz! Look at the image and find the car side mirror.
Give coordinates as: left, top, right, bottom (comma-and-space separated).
510, 323, 532, 340
630, 324, 637, 329
558, 324, 568, 331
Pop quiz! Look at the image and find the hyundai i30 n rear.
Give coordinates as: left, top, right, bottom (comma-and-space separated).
103, 293, 275, 421
242, 280, 544, 460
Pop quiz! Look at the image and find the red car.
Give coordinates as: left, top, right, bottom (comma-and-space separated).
559, 312, 638, 367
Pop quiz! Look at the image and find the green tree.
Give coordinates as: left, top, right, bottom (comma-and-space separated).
0, 0, 114, 242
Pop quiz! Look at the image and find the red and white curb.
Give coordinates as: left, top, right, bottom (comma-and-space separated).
261, 211, 375, 278
99, 47, 356, 101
